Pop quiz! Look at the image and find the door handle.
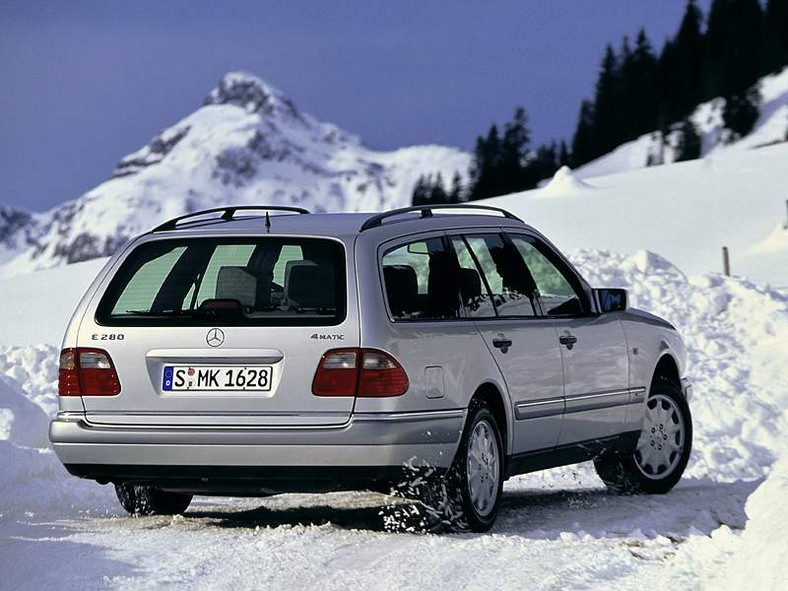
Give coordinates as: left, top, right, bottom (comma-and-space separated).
559, 334, 578, 350
492, 335, 512, 353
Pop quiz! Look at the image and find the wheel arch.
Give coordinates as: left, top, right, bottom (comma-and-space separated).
469, 381, 511, 470
650, 353, 681, 392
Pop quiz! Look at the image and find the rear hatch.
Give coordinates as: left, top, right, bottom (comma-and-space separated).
78, 234, 357, 427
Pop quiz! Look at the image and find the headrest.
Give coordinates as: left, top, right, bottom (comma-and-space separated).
383, 265, 419, 317
216, 266, 257, 307
458, 267, 482, 305
287, 262, 335, 309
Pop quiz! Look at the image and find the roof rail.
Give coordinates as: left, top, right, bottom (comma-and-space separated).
152, 205, 310, 232
359, 204, 522, 232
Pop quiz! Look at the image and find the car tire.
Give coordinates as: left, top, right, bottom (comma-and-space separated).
115, 483, 193, 516
594, 380, 692, 495
449, 400, 505, 532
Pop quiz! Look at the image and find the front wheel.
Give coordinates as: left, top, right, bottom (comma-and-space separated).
594, 381, 692, 494
115, 483, 193, 516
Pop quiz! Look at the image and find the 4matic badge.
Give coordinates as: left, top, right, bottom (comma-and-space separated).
310, 333, 345, 341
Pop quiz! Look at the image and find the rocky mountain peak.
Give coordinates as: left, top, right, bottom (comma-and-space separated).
203, 72, 301, 120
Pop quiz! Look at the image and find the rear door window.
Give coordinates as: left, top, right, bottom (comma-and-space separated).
450, 234, 538, 318
381, 237, 461, 320
97, 237, 346, 326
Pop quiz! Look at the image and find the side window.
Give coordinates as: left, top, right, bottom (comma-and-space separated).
509, 235, 586, 316
451, 234, 537, 318
381, 237, 461, 320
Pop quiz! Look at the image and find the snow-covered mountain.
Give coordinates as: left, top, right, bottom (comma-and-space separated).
0, 72, 469, 276
576, 66, 788, 179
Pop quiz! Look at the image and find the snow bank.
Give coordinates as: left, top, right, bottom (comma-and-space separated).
571, 249, 788, 481
0, 374, 113, 517
719, 456, 788, 590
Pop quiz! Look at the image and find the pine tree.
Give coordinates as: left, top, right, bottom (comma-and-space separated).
723, 86, 761, 139
618, 35, 638, 143
500, 107, 531, 194
630, 29, 659, 136
591, 45, 622, 159
411, 175, 425, 206
761, 0, 788, 74
657, 40, 678, 129
703, 0, 731, 99
674, 118, 702, 161
524, 143, 558, 188
726, 0, 764, 95
558, 141, 571, 168
429, 173, 447, 204
468, 125, 502, 201
571, 100, 596, 167
672, 0, 705, 117
448, 171, 463, 203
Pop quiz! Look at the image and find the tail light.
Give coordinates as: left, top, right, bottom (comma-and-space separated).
58, 348, 121, 396
312, 348, 409, 397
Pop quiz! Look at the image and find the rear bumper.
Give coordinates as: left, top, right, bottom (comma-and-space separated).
49, 409, 464, 491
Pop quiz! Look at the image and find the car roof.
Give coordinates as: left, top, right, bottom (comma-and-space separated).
147, 209, 534, 240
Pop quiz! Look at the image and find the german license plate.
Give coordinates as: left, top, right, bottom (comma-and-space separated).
162, 365, 273, 392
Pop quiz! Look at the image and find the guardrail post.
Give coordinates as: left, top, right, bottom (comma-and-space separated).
722, 246, 730, 277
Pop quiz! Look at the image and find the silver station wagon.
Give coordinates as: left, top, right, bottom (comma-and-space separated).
50, 204, 693, 531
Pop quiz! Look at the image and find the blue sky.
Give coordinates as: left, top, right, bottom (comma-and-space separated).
0, 1, 703, 211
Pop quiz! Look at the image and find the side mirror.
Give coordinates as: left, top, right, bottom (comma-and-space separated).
595, 288, 628, 313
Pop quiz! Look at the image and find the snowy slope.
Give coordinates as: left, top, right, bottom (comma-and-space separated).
0, 72, 469, 277
0, 247, 786, 588
486, 142, 788, 286
0, 258, 107, 345
576, 66, 788, 179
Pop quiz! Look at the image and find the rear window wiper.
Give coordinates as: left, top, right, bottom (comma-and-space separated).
122, 309, 218, 318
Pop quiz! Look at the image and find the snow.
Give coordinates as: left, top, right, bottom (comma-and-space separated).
486, 142, 788, 287
0, 241, 786, 588
0, 257, 108, 345
540, 165, 593, 195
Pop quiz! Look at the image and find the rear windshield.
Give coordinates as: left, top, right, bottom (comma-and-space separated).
96, 237, 346, 326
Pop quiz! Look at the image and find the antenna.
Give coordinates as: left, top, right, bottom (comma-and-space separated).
265, 212, 271, 232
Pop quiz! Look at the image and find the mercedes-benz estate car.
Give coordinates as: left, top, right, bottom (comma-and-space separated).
50, 204, 693, 531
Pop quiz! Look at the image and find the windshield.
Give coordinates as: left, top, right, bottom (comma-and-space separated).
96, 237, 346, 326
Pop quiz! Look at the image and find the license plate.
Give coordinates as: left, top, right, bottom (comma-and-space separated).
162, 365, 273, 392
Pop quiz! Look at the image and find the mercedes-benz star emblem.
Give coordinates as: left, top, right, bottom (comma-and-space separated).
206, 328, 225, 348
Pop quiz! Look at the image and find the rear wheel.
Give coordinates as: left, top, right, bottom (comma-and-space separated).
115, 483, 193, 516
594, 381, 692, 494
450, 401, 504, 532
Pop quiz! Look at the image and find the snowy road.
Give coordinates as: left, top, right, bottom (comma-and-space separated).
0, 475, 758, 590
